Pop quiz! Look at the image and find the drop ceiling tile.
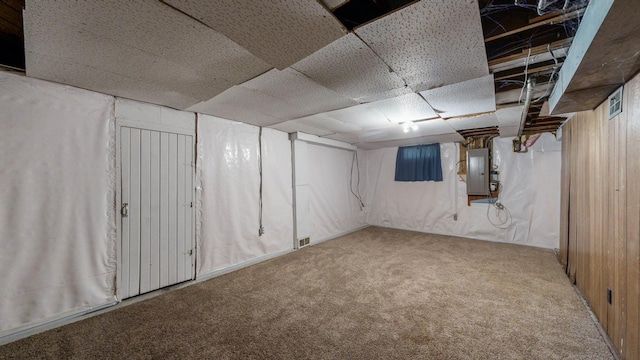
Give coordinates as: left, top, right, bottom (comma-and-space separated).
496, 105, 525, 138
322, 132, 366, 144
297, 113, 362, 133
419, 75, 496, 119
268, 120, 335, 137
355, 0, 488, 91
24, 0, 270, 110
357, 86, 415, 103
27, 54, 204, 110
291, 33, 406, 101
362, 118, 457, 142
319, 0, 349, 10
365, 93, 438, 123
496, 105, 524, 127
323, 104, 392, 129
188, 87, 285, 127
164, 0, 346, 70
446, 112, 499, 131
499, 126, 520, 138
357, 133, 465, 150
240, 68, 358, 117
326, 118, 457, 144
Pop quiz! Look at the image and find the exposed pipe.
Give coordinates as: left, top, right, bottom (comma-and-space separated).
517, 77, 537, 138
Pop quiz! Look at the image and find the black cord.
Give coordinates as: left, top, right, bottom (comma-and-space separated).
258, 127, 264, 236
350, 151, 364, 209
355, 151, 364, 206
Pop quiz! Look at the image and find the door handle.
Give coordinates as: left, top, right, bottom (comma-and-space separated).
121, 203, 129, 217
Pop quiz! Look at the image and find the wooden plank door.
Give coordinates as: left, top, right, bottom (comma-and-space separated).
120, 127, 194, 299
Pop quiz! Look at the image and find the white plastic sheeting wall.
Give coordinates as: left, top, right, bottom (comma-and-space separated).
0, 72, 117, 337
363, 134, 561, 248
0, 68, 561, 339
196, 115, 293, 275
306, 144, 367, 242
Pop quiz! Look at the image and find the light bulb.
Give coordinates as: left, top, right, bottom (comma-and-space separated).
403, 127, 410, 133
411, 124, 418, 131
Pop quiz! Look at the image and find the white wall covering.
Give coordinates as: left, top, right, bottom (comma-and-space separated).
0, 72, 116, 337
363, 134, 561, 248
196, 115, 293, 275
306, 144, 367, 242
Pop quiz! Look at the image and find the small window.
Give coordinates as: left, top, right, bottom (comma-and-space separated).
608, 86, 623, 119
394, 143, 443, 182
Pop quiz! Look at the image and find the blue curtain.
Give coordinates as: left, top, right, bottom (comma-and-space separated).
394, 143, 443, 182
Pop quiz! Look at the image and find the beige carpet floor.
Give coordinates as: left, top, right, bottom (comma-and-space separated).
0, 227, 613, 359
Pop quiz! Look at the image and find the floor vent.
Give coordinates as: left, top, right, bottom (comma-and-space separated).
298, 237, 310, 248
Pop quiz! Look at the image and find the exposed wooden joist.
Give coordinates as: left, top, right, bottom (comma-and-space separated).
529, 7, 571, 24
442, 111, 495, 121
494, 63, 561, 81
489, 38, 572, 67
458, 127, 499, 137
460, 127, 498, 134
485, 7, 585, 42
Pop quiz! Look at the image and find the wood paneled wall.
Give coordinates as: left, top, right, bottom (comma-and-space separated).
559, 73, 640, 359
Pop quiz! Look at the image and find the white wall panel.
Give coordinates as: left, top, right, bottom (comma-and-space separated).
306, 144, 366, 242
116, 99, 195, 135
362, 134, 561, 248
196, 115, 292, 275
0, 71, 116, 337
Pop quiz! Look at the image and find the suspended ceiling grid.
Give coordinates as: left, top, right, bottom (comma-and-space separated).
16, 0, 570, 149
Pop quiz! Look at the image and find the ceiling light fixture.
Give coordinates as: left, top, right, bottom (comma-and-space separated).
402, 121, 419, 133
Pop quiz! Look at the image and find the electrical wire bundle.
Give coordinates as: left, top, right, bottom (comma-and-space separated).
486, 183, 512, 229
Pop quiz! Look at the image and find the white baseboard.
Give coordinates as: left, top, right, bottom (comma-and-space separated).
196, 248, 294, 282
309, 225, 370, 246
0, 299, 118, 346
369, 223, 556, 250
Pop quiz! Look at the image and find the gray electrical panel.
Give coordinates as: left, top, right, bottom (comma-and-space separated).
467, 148, 489, 196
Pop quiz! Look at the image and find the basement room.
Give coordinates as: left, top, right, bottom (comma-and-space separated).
0, 0, 638, 358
